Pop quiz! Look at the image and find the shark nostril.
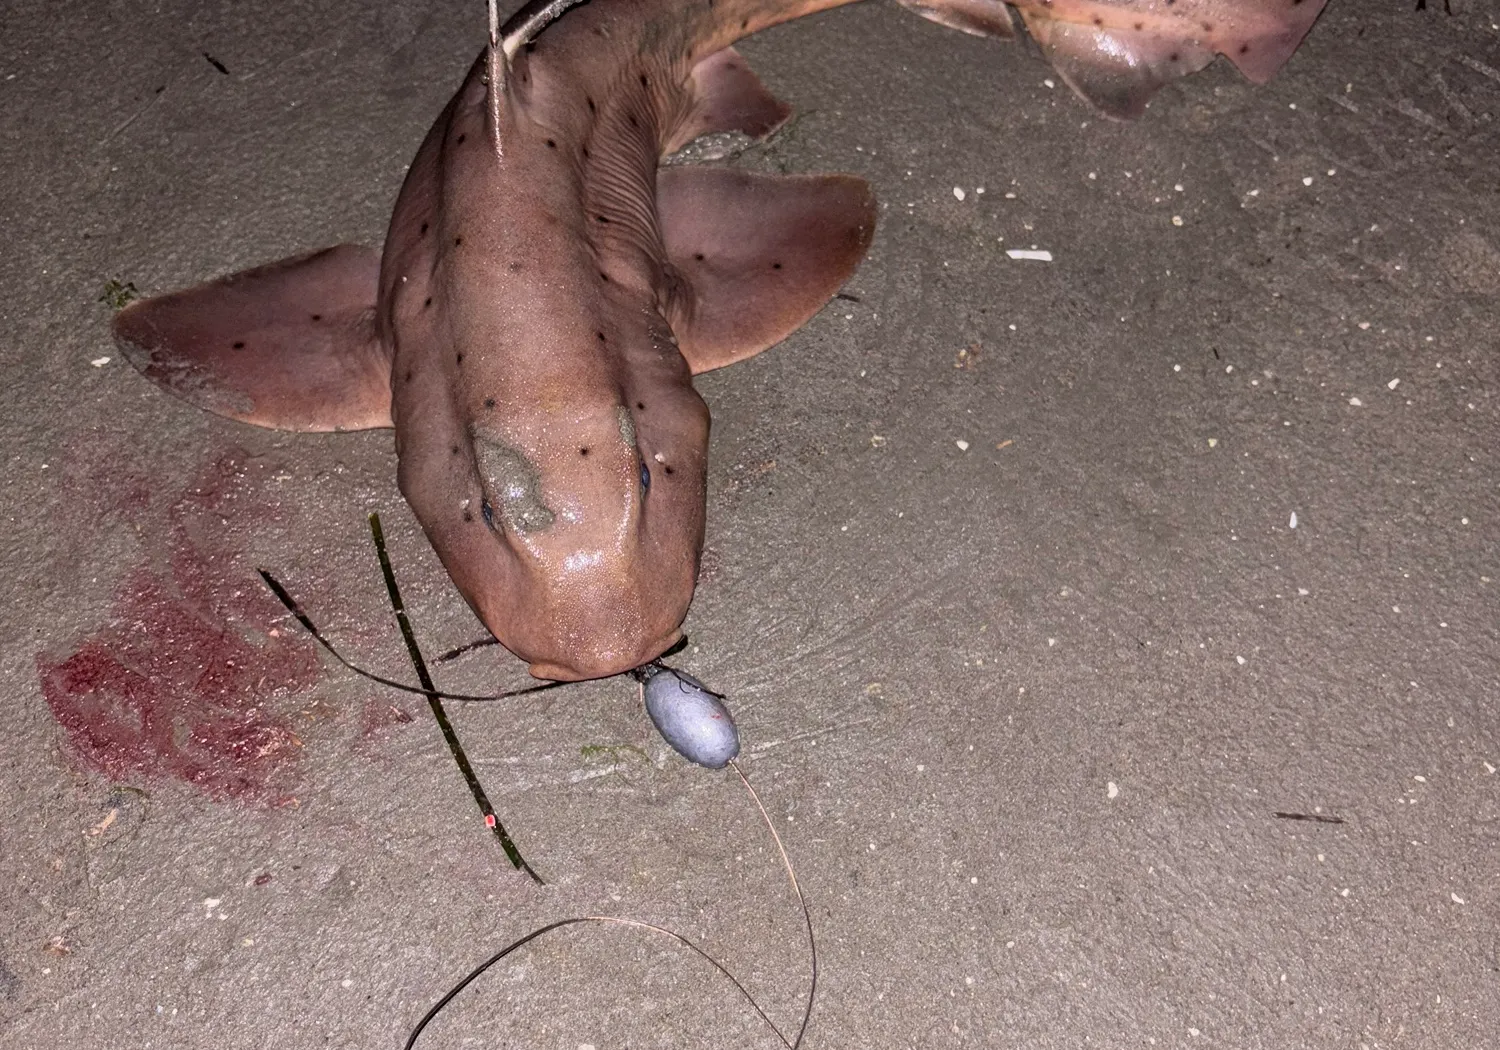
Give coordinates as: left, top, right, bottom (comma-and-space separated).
473, 430, 555, 534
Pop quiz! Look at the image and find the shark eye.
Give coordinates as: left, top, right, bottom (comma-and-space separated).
639, 461, 651, 493
480, 497, 495, 529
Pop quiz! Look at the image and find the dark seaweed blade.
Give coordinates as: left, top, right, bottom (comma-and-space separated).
368, 512, 544, 884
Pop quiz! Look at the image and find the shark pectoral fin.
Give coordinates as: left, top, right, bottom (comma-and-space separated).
658, 167, 876, 374
664, 47, 792, 155
112, 244, 393, 432
894, 0, 1015, 39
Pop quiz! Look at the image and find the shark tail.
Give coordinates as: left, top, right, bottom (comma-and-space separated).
1014, 0, 1330, 118
897, 0, 1328, 119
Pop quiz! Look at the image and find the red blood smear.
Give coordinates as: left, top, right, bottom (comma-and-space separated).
37, 450, 324, 804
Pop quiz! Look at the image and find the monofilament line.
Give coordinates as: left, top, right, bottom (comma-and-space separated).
403, 759, 819, 1049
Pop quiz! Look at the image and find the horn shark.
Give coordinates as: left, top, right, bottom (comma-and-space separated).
112, 0, 1327, 681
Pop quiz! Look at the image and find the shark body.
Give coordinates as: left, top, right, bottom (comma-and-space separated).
113, 0, 1327, 680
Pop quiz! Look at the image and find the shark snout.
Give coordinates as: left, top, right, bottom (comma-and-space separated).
467, 542, 695, 682
524, 624, 684, 682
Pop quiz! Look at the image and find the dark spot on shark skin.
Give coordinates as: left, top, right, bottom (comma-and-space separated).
740, 17, 749, 29
1241, 43, 1251, 53
456, 352, 464, 365
640, 73, 649, 88
420, 222, 428, 236
772, 262, 783, 270
310, 313, 321, 322
232, 341, 245, 350
463, 509, 473, 522
636, 401, 645, 411
1135, 21, 1144, 29
457, 133, 466, 144
600, 271, 610, 282
596, 331, 606, 341
484, 398, 496, 409
579, 446, 590, 456
693, 252, 704, 261
451, 445, 460, 455
423, 297, 432, 309
1203, 21, 1214, 30
546, 139, 557, 149
586, 96, 596, 113
582, 146, 590, 160
1169, 52, 1180, 62
1093, 16, 1103, 24
628, 114, 639, 129
509, 261, 523, 272
454, 236, 463, 247
597, 214, 609, 223
405, 369, 414, 383
664, 464, 674, 475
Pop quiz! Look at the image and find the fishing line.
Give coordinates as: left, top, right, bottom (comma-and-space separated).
257, 516, 553, 879
257, 569, 563, 704
262, 518, 816, 1044
435, 632, 689, 666
434, 636, 501, 663
403, 756, 817, 1050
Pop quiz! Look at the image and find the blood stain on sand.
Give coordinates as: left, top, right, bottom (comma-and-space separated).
36, 449, 324, 804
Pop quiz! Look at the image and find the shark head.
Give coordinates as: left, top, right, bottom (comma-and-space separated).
394, 315, 712, 682
475, 396, 707, 681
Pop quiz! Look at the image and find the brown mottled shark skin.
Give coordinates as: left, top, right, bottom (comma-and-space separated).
112, 0, 1328, 681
